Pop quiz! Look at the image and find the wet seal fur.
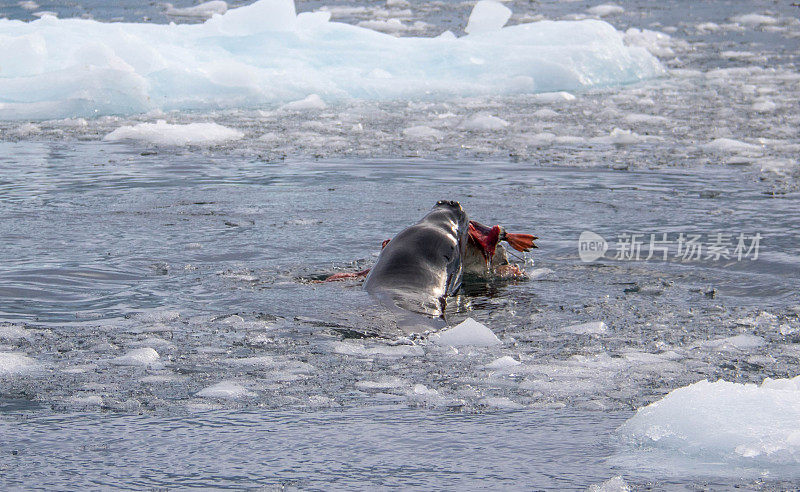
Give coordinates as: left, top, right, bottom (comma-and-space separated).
364, 200, 468, 320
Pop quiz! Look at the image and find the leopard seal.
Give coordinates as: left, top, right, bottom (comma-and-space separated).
364, 200, 469, 319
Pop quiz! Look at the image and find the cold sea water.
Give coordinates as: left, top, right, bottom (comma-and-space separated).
1, 0, 799, 489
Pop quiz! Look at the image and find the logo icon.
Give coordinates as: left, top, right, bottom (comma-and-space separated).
578, 231, 608, 262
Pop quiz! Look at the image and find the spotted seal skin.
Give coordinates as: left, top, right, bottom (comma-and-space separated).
364, 200, 469, 318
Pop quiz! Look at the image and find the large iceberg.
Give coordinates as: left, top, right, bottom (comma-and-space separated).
0, 0, 663, 120
618, 376, 800, 476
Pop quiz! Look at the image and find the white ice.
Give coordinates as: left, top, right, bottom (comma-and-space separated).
430, 318, 502, 347
619, 376, 800, 469
165, 1, 228, 20
110, 347, 160, 366
197, 380, 255, 399
104, 120, 244, 146
464, 0, 511, 35
0, 0, 663, 120
561, 321, 608, 335
0, 351, 40, 375
587, 4, 624, 17
460, 113, 509, 131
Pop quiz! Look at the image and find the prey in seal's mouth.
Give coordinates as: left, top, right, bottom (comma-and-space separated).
465, 220, 538, 278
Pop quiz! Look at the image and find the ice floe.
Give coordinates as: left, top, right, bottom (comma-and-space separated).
619, 376, 800, 469
0, 0, 662, 120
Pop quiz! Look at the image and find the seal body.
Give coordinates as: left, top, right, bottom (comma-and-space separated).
364, 200, 469, 318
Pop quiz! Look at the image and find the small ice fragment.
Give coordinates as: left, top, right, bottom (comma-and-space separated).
110, 347, 160, 366
0, 324, 29, 341
430, 318, 502, 347
356, 376, 407, 390
0, 352, 40, 375
18, 1, 39, 10
197, 381, 255, 399
165, 1, 228, 19
358, 18, 407, 34
751, 99, 777, 112
460, 113, 509, 131
402, 125, 443, 140
587, 4, 624, 17
280, 94, 327, 111
732, 14, 778, 27
480, 396, 523, 409
588, 476, 631, 492
485, 356, 522, 369
532, 91, 576, 103
702, 138, 761, 153
562, 321, 608, 334
104, 121, 243, 146
465, 0, 512, 34
67, 395, 104, 407
702, 334, 765, 352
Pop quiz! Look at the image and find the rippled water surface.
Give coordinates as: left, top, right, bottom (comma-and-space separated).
2, 0, 800, 489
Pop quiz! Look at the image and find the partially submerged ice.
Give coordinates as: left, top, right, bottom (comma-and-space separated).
618, 376, 800, 472
0, 0, 663, 120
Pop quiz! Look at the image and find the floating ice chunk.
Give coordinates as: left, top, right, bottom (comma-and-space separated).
165, 1, 228, 19
588, 476, 631, 492
430, 318, 502, 347
110, 347, 160, 366
204, 0, 297, 34
356, 376, 407, 390
695, 22, 721, 33
402, 125, 443, 140
702, 138, 761, 153
465, 1, 512, 34
66, 394, 104, 407
702, 334, 765, 352
759, 158, 797, 176
623, 113, 668, 124
0, 0, 662, 120
0, 352, 40, 375
562, 321, 608, 334
532, 92, 576, 103
332, 341, 424, 358
732, 14, 778, 27
197, 381, 255, 399
0, 324, 29, 340
131, 308, 180, 323
18, 1, 39, 10
590, 128, 645, 145
280, 94, 327, 111
485, 356, 522, 369
623, 28, 674, 58
480, 396, 523, 409
532, 108, 558, 118
588, 4, 624, 17
358, 18, 408, 34
752, 99, 777, 112
619, 376, 800, 467
460, 113, 509, 131
105, 121, 243, 146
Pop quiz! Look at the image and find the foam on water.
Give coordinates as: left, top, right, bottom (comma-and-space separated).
0, 0, 663, 120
